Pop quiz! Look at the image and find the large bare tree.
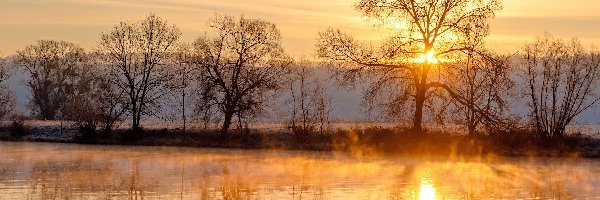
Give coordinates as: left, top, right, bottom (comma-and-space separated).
524, 34, 600, 138
16, 40, 86, 119
317, 0, 502, 133
98, 14, 181, 131
191, 14, 292, 136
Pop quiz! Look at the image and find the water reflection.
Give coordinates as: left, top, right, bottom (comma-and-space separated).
0, 141, 598, 199
419, 178, 435, 200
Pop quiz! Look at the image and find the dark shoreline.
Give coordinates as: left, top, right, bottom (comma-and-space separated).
1, 125, 599, 158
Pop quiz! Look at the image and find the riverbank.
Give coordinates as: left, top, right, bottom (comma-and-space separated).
1, 122, 599, 158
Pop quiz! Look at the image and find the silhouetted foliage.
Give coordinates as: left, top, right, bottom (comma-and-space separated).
191, 14, 292, 136
98, 14, 181, 132
523, 34, 600, 138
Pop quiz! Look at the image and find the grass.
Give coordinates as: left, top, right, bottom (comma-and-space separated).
0, 121, 599, 158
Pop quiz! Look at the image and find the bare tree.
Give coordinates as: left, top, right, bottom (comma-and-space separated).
63, 56, 128, 132
288, 61, 333, 134
523, 34, 600, 138
0, 56, 16, 118
94, 71, 128, 132
191, 14, 292, 136
445, 33, 514, 135
288, 62, 313, 132
317, 0, 502, 133
98, 14, 181, 131
313, 79, 333, 134
16, 40, 86, 119
167, 44, 198, 132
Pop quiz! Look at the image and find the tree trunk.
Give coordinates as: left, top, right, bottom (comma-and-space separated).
413, 61, 430, 134
132, 100, 140, 132
412, 47, 431, 134
553, 126, 565, 139
221, 111, 234, 136
468, 122, 476, 136
182, 70, 187, 133
132, 117, 140, 132
135, 111, 142, 132
413, 86, 425, 134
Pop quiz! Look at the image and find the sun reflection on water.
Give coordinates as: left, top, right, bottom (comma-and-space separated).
418, 178, 436, 200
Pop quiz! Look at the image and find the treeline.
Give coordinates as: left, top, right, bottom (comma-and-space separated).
0, 14, 334, 136
0, 2, 599, 139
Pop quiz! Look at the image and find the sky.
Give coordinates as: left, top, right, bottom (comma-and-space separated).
1, 0, 600, 56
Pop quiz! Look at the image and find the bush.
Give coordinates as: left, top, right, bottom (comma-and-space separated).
77, 123, 97, 143
290, 125, 316, 139
9, 117, 29, 138
120, 127, 144, 143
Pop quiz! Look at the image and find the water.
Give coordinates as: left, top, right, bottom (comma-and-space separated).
0, 141, 598, 199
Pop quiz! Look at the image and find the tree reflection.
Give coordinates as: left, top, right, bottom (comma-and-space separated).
418, 178, 436, 200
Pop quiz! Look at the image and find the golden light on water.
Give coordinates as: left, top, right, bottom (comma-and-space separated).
418, 178, 436, 200
1, 142, 599, 199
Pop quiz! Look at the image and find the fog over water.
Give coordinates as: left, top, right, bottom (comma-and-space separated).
0, 141, 598, 199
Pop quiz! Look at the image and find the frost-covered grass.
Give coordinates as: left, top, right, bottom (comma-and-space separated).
1, 119, 599, 158
114, 119, 600, 139
5, 119, 600, 140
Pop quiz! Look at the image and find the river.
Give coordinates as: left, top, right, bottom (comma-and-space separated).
0, 141, 598, 199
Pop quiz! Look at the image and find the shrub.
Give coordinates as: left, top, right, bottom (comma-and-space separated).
77, 123, 97, 143
9, 116, 29, 138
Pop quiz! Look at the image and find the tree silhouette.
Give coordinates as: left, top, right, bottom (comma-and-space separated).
16, 40, 87, 119
446, 33, 513, 135
287, 61, 333, 134
317, 0, 503, 133
524, 34, 600, 138
63, 55, 128, 132
191, 14, 291, 136
98, 14, 181, 131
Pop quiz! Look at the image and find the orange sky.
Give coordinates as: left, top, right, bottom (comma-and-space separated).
1, 0, 600, 56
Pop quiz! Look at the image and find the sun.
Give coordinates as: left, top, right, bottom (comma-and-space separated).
417, 51, 438, 64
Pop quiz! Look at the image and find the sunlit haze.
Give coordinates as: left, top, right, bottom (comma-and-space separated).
1, 0, 600, 56
2, 1, 600, 199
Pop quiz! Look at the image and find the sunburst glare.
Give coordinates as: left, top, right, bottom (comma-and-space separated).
416, 51, 438, 64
